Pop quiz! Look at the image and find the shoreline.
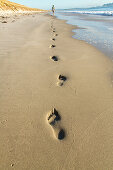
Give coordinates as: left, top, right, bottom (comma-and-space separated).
55, 12, 113, 60
0, 13, 113, 170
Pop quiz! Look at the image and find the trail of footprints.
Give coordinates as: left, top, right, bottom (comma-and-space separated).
47, 20, 67, 140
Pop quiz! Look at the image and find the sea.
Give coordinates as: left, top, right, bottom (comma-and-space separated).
55, 5, 113, 59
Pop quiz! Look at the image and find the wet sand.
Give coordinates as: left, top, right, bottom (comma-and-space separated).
0, 13, 113, 170
55, 12, 113, 59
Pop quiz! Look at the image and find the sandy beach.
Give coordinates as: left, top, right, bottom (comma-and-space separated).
0, 13, 113, 170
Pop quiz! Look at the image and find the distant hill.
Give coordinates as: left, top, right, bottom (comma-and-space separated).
0, 0, 45, 12
103, 3, 113, 7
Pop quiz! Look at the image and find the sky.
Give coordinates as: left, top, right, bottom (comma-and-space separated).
11, 0, 113, 9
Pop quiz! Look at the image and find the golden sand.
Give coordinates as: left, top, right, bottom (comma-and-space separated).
0, 13, 113, 170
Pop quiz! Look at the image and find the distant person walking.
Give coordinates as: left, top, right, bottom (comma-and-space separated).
52, 5, 55, 16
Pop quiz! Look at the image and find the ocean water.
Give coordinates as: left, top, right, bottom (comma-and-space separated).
55, 5, 113, 59
57, 6, 113, 16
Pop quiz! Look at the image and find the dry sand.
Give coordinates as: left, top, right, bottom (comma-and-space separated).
0, 13, 113, 170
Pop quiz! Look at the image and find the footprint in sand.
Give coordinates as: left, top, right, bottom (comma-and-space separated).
2, 21, 7, 23
49, 44, 56, 48
47, 108, 65, 140
51, 25, 54, 29
50, 56, 58, 61
52, 28, 56, 33
55, 33, 58, 36
57, 75, 67, 86
52, 38, 56, 41
12, 20, 15, 23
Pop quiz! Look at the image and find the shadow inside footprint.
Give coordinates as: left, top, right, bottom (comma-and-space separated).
2, 21, 7, 23
58, 75, 67, 81
52, 38, 56, 41
51, 56, 58, 61
58, 129, 65, 140
48, 108, 60, 125
54, 108, 61, 121
50, 45, 56, 48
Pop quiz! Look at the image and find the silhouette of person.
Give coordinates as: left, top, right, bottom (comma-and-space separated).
52, 5, 55, 16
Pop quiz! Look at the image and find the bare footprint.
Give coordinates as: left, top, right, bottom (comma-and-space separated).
52, 38, 56, 41
47, 108, 65, 140
49, 45, 56, 48
50, 56, 58, 61
55, 34, 58, 36
51, 25, 54, 29
12, 20, 15, 23
2, 21, 7, 23
57, 75, 67, 86
52, 28, 56, 33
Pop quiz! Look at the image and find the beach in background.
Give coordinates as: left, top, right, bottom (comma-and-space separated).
0, 1, 113, 169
